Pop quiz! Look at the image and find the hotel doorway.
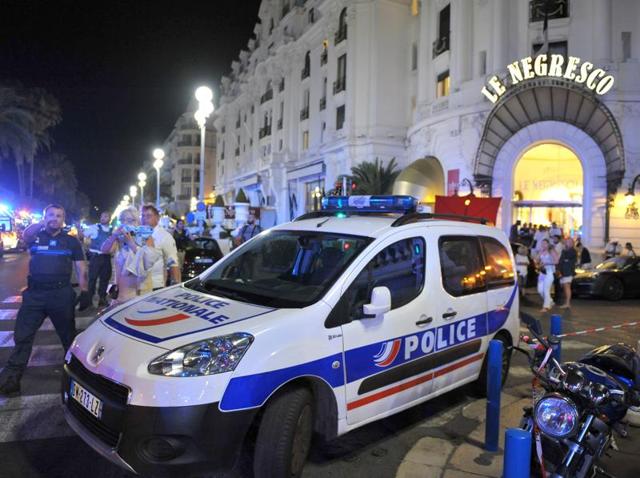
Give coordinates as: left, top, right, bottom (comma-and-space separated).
512, 143, 583, 237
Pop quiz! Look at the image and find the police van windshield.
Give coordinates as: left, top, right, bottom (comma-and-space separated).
185, 230, 372, 308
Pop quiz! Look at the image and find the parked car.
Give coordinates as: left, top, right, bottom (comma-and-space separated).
181, 237, 224, 280
572, 256, 640, 301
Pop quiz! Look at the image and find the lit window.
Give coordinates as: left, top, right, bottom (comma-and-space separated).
302, 130, 309, 150
436, 71, 450, 98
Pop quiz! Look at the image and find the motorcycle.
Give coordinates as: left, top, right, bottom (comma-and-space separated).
515, 313, 640, 478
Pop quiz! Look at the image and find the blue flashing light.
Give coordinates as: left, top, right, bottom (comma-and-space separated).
322, 195, 417, 214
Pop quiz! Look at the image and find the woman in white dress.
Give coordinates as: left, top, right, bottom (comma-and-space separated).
101, 206, 160, 304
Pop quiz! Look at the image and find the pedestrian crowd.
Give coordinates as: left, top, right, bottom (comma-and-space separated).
510, 220, 635, 313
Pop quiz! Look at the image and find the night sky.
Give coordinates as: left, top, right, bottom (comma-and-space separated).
0, 0, 261, 214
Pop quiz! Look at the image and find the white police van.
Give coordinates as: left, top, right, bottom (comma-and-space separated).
62, 196, 519, 477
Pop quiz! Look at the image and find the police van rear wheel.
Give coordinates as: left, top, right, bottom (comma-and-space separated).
253, 386, 314, 478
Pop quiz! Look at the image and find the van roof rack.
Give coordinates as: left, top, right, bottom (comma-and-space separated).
391, 212, 488, 227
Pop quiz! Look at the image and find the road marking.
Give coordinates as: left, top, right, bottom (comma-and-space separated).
0, 331, 14, 348
0, 310, 17, 321
0, 393, 74, 443
2, 296, 22, 304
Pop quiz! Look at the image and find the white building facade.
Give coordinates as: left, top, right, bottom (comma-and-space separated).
215, 0, 640, 249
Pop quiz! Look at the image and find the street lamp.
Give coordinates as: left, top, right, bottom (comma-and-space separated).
625, 174, 640, 220
129, 185, 138, 208
137, 172, 147, 205
194, 86, 214, 202
152, 148, 165, 209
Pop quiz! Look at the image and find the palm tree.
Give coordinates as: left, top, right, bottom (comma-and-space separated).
0, 85, 61, 197
350, 157, 401, 195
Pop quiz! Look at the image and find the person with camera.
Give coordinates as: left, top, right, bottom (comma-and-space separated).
232, 214, 262, 249
77, 210, 113, 308
100, 206, 160, 303
0, 204, 89, 397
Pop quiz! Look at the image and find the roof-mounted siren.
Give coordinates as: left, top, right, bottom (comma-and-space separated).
321, 195, 417, 214
392, 156, 445, 213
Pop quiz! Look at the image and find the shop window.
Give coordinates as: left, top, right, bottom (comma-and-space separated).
433, 4, 450, 58
532, 40, 568, 57
529, 0, 569, 23
436, 70, 450, 98
480, 237, 515, 289
305, 179, 325, 213
346, 238, 426, 318
302, 130, 309, 150
336, 105, 345, 130
439, 236, 486, 297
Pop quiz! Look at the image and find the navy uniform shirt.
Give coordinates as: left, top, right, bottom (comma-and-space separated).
28, 230, 85, 284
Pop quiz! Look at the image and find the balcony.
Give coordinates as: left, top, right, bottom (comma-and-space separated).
335, 26, 347, 45
300, 107, 309, 120
177, 195, 191, 201
259, 125, 272, 139
277, 118, 283, 130
260, 89, 273, 104
319, 97, 326, 110
177, 158, 193, 165
177, 140, 193, 147
333, 77, 346, 94
320, 50, 327, 66
432, 36, 450, 58
301, 66, 310, 80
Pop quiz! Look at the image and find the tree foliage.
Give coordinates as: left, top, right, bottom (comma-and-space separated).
350, 157, 401, 195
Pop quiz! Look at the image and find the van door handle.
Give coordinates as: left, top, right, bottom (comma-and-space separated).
415, 316, 433, 327
442, 310, 457, 319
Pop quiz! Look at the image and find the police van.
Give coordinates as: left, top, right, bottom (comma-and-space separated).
62, 196, 519, 477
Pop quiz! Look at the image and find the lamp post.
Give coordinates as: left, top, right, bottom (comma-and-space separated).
153, 148, 165, 209
625, 174, 640, 220
137, 172, 147, 206
194, 86, 214, 202
129, 185, 138, 209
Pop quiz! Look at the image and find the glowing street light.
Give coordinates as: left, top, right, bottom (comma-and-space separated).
137, 173, 147, 205
152, 148, 165, 209
129, 185, 138, 208
194, 85, 214, 202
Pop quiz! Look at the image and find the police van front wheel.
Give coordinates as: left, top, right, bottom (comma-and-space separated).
253, 385, 314, 478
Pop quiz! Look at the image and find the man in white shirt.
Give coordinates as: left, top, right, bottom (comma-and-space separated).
141, 205, 181, 289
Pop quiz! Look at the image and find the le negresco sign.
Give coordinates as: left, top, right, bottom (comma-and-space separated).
481, 54, 615, 103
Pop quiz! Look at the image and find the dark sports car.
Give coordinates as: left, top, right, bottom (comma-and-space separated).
572, 256, 640, 301
182, 237, 224, 280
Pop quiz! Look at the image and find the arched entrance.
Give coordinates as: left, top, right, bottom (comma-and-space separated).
393, 156, 445, 206
512, 143, 583, 236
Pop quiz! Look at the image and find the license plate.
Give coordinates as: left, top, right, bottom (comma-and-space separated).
70, 380, 103, 419
195, 258, 214, 264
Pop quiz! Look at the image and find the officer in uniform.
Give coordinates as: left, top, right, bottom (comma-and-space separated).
77, 210, 113, 307
0, 204, 90, 396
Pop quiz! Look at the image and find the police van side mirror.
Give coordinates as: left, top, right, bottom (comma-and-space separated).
362, 286, 391, 319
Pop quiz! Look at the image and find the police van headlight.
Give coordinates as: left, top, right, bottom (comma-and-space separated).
148, 333, 254, 377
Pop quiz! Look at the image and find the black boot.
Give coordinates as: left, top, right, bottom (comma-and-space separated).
0, 376, 21, 397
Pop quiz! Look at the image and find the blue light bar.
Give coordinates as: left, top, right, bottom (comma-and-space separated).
322, 195, 417, 213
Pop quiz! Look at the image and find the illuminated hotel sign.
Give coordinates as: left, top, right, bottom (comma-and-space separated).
481, 54, 615, 104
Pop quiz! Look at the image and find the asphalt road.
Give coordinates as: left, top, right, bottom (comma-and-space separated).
0, 251, 639, 477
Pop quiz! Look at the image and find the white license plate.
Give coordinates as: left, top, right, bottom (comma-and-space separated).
70, 380, 103, 419
195, 258, 214, 264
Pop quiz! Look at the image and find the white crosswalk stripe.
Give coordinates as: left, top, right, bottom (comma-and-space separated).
0, 310, 17, 321
2, 296, 22, 304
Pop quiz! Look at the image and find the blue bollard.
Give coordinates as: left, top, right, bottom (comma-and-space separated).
550, 314, 562, 362
503, 428, 532, 478
485, 339, 503, 452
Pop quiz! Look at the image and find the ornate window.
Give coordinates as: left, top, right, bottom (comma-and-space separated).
529, 0, 569, 23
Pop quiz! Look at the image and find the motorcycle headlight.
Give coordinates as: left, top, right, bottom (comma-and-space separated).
148, 333, 254, 377
534, 394, 580, 438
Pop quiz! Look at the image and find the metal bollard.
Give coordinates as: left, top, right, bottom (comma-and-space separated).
550, 314, 562, 362
503, 428, 532, 478
485, 339, 503, 452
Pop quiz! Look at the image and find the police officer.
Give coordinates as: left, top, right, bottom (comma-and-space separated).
77, 210, 113, 307
0, 204, 90, 396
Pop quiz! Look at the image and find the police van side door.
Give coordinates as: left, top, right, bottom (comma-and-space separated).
431, 233, 489, 393
339, 231, 430, 426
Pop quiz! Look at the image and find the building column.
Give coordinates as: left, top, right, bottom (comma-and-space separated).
634, 1, 640, 61
451, 0, 472, 89
592, 0, 612, 63
492, 0, 508, 72
417, 0, 433, 104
